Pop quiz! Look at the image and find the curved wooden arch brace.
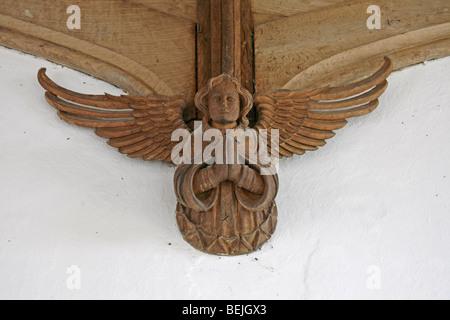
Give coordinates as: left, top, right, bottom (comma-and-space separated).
0, 14, 174, 96
0, 0, 198, 120
255, 0, 450, 92
283, 23, 450, 89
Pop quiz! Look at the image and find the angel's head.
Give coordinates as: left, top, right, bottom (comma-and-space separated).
195, 74, 253, 128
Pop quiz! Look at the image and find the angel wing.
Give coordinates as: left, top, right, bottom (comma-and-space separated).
37, 69, 190, 163
253, 57, 394, 158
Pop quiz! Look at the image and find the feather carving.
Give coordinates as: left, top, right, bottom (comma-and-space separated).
253, 57, 393, 158
38, 68, 190, 163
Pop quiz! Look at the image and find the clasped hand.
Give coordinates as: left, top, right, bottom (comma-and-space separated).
213, 164, 243, 183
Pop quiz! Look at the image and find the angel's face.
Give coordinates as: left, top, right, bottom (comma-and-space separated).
208, 79, 240, 126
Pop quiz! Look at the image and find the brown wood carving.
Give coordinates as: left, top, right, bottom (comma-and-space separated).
37, 56, 393, 255
34, 0, 395, 255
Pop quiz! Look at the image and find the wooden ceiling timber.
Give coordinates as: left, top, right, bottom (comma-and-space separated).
0, 0, 449, 116
0, 23, 170, 96
0, 0, 197, 119
125, 0, 197, 22
0, 13, 176, 93
283, 23, 450, 89
251, 0, 353, 26
255, 0, 450, 91
197, 0, 253, 92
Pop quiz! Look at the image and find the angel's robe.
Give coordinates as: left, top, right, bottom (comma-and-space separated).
174, 162, 278, 255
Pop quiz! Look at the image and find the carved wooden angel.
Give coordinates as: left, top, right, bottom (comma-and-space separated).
38, 57, 393, 255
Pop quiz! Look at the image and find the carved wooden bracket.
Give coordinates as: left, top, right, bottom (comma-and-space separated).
2, 0, 442, 255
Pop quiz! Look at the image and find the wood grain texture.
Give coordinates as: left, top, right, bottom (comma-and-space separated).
255, 0, 450, 91
197, 0, 253, 92
240, 0, 254, 94
197, 0, 212, 93
251, 0, 351, 25
125, 0, 197, 22
0, 0, 197, 119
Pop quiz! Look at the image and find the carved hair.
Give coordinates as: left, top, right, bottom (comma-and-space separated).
195, 74, 253, 127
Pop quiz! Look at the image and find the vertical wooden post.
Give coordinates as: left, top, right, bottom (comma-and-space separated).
197, 0, 253, 93
219, 0, 240, 77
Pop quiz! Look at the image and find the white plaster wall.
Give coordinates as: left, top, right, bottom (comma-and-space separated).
0, 46, 449, 300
